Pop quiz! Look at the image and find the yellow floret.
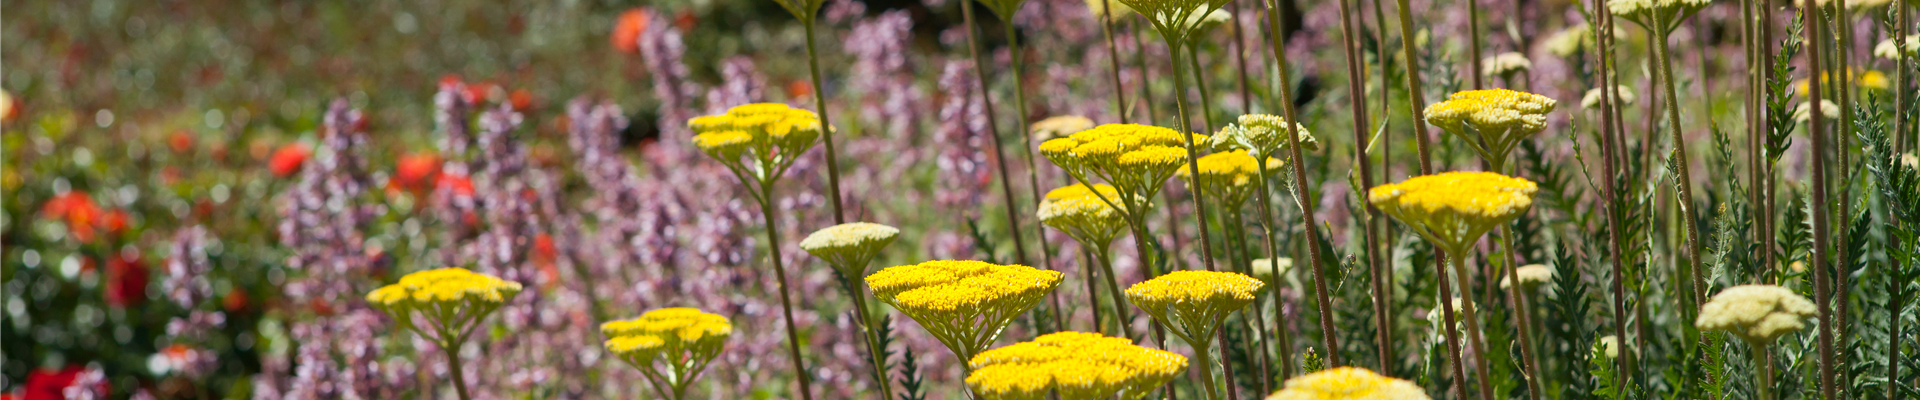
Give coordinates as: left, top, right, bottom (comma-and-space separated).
1366, 172, 1538, 254
1422, 89, 1556, 168
1125, 270, 1264, 343
1180, 150, 1280, 207
967, 331, 1187, 400
1038, 184, 1133, 249
1264, 367, 1432, 400
866, 260, 1064, 359
800, 222, 901, 278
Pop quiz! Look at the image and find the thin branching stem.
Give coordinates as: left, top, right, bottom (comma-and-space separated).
1251, 158, 1300, 378
1591, 0, 1637, 389
1000, 10, 1066, 334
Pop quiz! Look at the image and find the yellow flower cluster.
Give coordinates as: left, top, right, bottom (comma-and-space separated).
800, 222, 901, 278
1367, 172, 1538, 255
688, 103, 823, 183
1038, 184, 1133, 248
1695, 285, 1818, 345
966, 331, 1188, 400
1607, 0, 1710, 28
1032, 115, 1097, 141
1423, 89, 1557, 169
1263, 367, 1432, 400
1179, 150, 1280, 208
1040, 123, 1204, 215
601, 308, 731, 399
1208, 114, 1320, 159
1125, 270, 1264, 342
366, 268, 523, 317
866, 260, 1064, 357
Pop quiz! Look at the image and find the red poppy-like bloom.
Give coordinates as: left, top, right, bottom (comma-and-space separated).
41, 192, 105, 243
24, 366, 106, 400
437, 174, 476, 197
392, 152, 442, 192
787, 80, 815, 99
510, 89, 534, 111
463, 81, 496, 105
269, 143, 310, 177
99, 210, 130, 237
169, 130, 194, 153
223, 290, 250, 313
534, 233, 560, 284
612, 9, 651, 54
104, 253, 149, 308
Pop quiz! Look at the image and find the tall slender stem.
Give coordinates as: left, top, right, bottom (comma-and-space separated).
958, 0, 1034, 267
1132, 18, 1161, 125
1096, 244, 1139, 341
1225, 211, 1276, 393
1752, 343, 1774, 400
1256, 4, 1341, 366
1498, 227, 1543, 400
1189, 45, 1220, 133
1467, 0, 1485, 90
1333, 0, 1393, 372
1591, 0, 1637, 388
445, 337, 473, 400
1101, 5, 1133, 123
1800, 3, 1840, 398
841, 279, 895, 399
1195, 337, 1225, 400
1230, 1, 1257, 114
1902, 0, 1914, 154
1165, 38, 1223, 272
1081, 246, 1107, 333
1448, 253, 1497, 400
999, 11, 1064, 333
1651, 27, 1709, 317
802, 21, 847, 224
758, 184, 816, 400
1252, 162, 1299, 378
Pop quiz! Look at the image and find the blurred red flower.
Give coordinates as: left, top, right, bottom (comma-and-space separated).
674, 10, 697, 31
269, 143, 310, 178
510, 89, 534, 112
222, 290, 249, 313
41, 192, 106, 243
100, 209, 130, 237
612, 9, 652, 54
24, 366, 106, 400
436, 174, 475, 197
533, 232, 559, 285
105, 253, 149, 308
787, 80, 814, 99
169, 130, 194, 153
463, 81, 496, 105
392, 152, 442, 193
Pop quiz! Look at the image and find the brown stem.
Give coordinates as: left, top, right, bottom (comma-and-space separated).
1591, 0, 1637, 387
1261, 0, 1341, 366
1800, 3, 1839, 399
1100, 4, 1132, 124
1333, 0, 1394, 373
958, 0, 1033, 268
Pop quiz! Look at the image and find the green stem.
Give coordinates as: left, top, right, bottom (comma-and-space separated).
1100, 5, 1132, 123
1751, 343, 1773, 400
1251, 160, 1298, 378
1002, 18, 1064, 333
1131, 18, 1159, 125
842, 279, 896, 399
1467, 0, 1484, 90
445, 337, 473, 400
1195, 337, 1224, 400
958, 0, 1034, 268
802, 20, 846, 224
1652, 27, 1708, 319
1097, 243, 1139, 341
758, 184, 817, 400
1188, 45, 1219, 132
1498, 227, 1543, 400
1450, 252, 1496, 400
1253, 16, 1342, 366
1163, 35, 1223, 294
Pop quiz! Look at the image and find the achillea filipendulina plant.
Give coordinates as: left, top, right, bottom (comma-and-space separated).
601, 308, 733, 400
1262, 367, 1432, 400
965, 331, 1187, 400
1607, 0, 1709, 31
866, 260, 1064, 378
1500, 264, 1554, 291
1040, 123, 1205, 268
1038, 184, 1138, 337
689, 103, 822, 399
1581, 86, 1636, 110
1179, 150, 1279, 210
366, 268, 523, 400
1422, 89, 1557, 171
1207, 114, 1320, 160
1125, 270, 1264, 400
1033, 115, 1098, 141
1368, 171, 1536, 397
1480, 52, 1532, 83
800, 222, 901, 397
1696, 285, 1817, 400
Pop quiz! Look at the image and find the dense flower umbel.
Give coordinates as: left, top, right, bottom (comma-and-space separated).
1582, 86, 1636, 109
1179, 150, 1281, 209
1032, 115, 1097, 141
1500, 264, 1555, 290
770, 0, 826, 23
1367, 172, 1538, 255
1481, 52, 1532, 78
1422, 89, 1557, 169
1607, 0, 1710, 30
1040, 123, 1205, 217
965, 331, 1187, 400
1114, 0, 1235, 43
366, 268, 523, 327
866, 260, 1064, 359
1086, 0, 1138, 19
1695, 285, 1819, 345
602, 308, 732, 400
1207, 114, 1320, 159
688, 103, 823, 184
1125, 270, 1264, 342
1263, 367, 1432, 400
801, 222, 901, 278
1038, 184, 1134, 248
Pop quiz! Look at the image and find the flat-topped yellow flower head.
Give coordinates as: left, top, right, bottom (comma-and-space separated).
1423, 89, 1557, 169
1696, 285, 1818, 345
688, 103, 824, 183
366, 267, 522, 316
1607, 0, 1710, 30
1038, 184, 1134, 248
967, 331, 1187, 400
1264, 367, 1432, 400
801, 222, 901, 279
1367, 172, 1537, 255
1125, 270, 1264, 343
1033, 115, 1098, 141
1040, 124, 1206, 214
1209, 114, 1319, 158
1180, 150, 1281, 208
867, 260, 1064, 358
601, 307, 731, 398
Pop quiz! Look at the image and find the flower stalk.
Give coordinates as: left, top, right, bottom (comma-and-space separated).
957, 0, 1036, 268
1257, 0, 1343, 368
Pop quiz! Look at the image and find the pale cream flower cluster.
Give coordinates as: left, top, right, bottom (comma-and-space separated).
1582, 86, 1636, 110
801, 222, 901, 278
1695, 285, 1818, 345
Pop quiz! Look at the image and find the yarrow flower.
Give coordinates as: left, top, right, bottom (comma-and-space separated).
1087, 0, 1137, 20
1032, 115, 1097, 141
1793, 100, 1841, 123
1263, 367, 1432, 400
1423, 89, 1557, 170
1876, 35, 1920, 60
1207, 114, 1319, 159
1695, 285, 1818, 345
1595, 335, 1623, 358
601, 308, 733, 400
770, 0, 826, 24
1038, 184, 1135, 249
1040, 123, 1206, 220
1367, 172, 1538, 255
1113, 0, 1237, 43
801, 222, 902, 279
1179, 150, 1281, 210
966, 331, 1187, 400
1481, 52, 1532, 79
866, 260, 1064, 360
688, 103, 824, 185
1125, 270, 1264, 343
1582, 86, 1636, 110
1607, 0, 1710, 31
366, 268, 523, 328
1249, 258, 1293, 282
1500, 263, 1554, 291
